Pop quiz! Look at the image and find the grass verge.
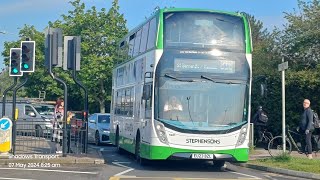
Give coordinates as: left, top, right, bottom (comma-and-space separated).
250, 154, 320, 174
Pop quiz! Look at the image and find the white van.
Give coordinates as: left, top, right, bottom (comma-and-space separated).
0, 102, 53, 137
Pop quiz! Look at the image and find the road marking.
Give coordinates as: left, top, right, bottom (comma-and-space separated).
264, 175, 278, 180
0, 178, 35, 180
112, 162, 134, 176
108, 177, 261, 180
0, 168, 98, 175
228, 171, 261, 179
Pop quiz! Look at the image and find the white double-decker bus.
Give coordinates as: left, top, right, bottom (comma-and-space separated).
110, 8, 253, 167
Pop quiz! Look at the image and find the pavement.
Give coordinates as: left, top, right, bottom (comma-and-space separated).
0, 145, 105, 165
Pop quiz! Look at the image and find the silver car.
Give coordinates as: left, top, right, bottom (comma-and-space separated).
88, 113, 110, 145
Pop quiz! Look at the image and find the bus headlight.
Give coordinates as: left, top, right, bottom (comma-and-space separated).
155, 121, 169, 144
236, 125, 248, 147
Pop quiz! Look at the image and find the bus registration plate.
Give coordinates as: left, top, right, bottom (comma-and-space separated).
191, 153, 214, 159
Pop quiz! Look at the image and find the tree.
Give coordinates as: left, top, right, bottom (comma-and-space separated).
51, 0, 128, 112
1, 25, 68, 100
275, 0, 320, 69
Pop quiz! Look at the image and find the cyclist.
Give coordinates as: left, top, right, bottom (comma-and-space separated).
252, 106, 269, 143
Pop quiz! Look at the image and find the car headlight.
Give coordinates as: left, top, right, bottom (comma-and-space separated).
99, 128, 109, 133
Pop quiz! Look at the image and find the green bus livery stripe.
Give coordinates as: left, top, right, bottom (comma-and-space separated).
242, 16, 252, 53
110, 133, 248, 162
156, 10, 164, 49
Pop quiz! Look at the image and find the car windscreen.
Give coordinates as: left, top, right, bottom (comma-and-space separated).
98, 115, 110, 123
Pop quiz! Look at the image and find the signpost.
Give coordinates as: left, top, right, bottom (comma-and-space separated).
278, 59, 288, 153
0, 117, 13, 153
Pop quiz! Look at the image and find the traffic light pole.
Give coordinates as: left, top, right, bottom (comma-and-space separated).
12, 74, 28, 155
72, 61, 88, 153
48, 33, 68, 157
2, 77, 18, 117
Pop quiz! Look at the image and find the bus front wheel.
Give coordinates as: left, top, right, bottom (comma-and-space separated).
135, 133, 148, 166
212, 160, 226, 170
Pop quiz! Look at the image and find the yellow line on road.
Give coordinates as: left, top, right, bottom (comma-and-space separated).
109, 177, 120, 180
109, 177, 257, 180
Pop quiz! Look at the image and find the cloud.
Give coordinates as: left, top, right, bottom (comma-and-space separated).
0, 0, 69, 17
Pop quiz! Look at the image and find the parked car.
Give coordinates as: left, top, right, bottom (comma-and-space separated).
88, 113, 110, 145
33, 104, 55, 120
0, 102, 52, 137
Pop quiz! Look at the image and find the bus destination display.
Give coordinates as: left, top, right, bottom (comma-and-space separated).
174, 58, 235, 73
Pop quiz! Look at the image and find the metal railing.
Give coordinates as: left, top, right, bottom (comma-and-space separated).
14, 118, 87, 154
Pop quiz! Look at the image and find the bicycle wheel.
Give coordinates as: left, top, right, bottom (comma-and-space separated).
268, 136, 292, 157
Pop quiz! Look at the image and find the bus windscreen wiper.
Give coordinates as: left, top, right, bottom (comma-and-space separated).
200, 75, 247, 85
165, 74, 195, 82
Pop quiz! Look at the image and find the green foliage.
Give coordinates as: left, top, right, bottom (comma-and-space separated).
1, 0, 127, 113
1, 25, 67, 100
50, 0, 128, 112
251, 1, 320, 136
272, 152, 292, 162
276, 0, 320, 69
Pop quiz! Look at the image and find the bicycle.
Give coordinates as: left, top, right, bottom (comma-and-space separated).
254, 127, 273, 150
268, 126, 320, 157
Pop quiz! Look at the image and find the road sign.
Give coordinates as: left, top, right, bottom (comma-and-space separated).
278, 61, 288, 71
0, 118, 12, 153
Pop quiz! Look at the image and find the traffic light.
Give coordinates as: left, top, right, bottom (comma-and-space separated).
21, 41, 35, 72
9, 48, 22, 76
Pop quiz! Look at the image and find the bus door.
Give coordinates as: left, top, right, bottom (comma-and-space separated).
141, 82, 153, 142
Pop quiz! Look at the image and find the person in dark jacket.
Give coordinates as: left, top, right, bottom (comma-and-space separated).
252, 106, 268, 142
300, 99, 314, 159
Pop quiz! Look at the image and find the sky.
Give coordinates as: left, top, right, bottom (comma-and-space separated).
0, 0, 299, 69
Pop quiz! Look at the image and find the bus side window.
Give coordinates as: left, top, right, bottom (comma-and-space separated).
147, 18, 157, 50
128, 33, 136, 58
139, 22, 149, 54
116, 91, 121, 115
133, 29, 142, 57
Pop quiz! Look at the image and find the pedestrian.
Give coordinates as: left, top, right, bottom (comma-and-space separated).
66, 111, 74, 153
53, 98, 64, 154
299, 99, 314, 159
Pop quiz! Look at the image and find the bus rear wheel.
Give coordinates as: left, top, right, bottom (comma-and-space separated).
115, 129, 123, 154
